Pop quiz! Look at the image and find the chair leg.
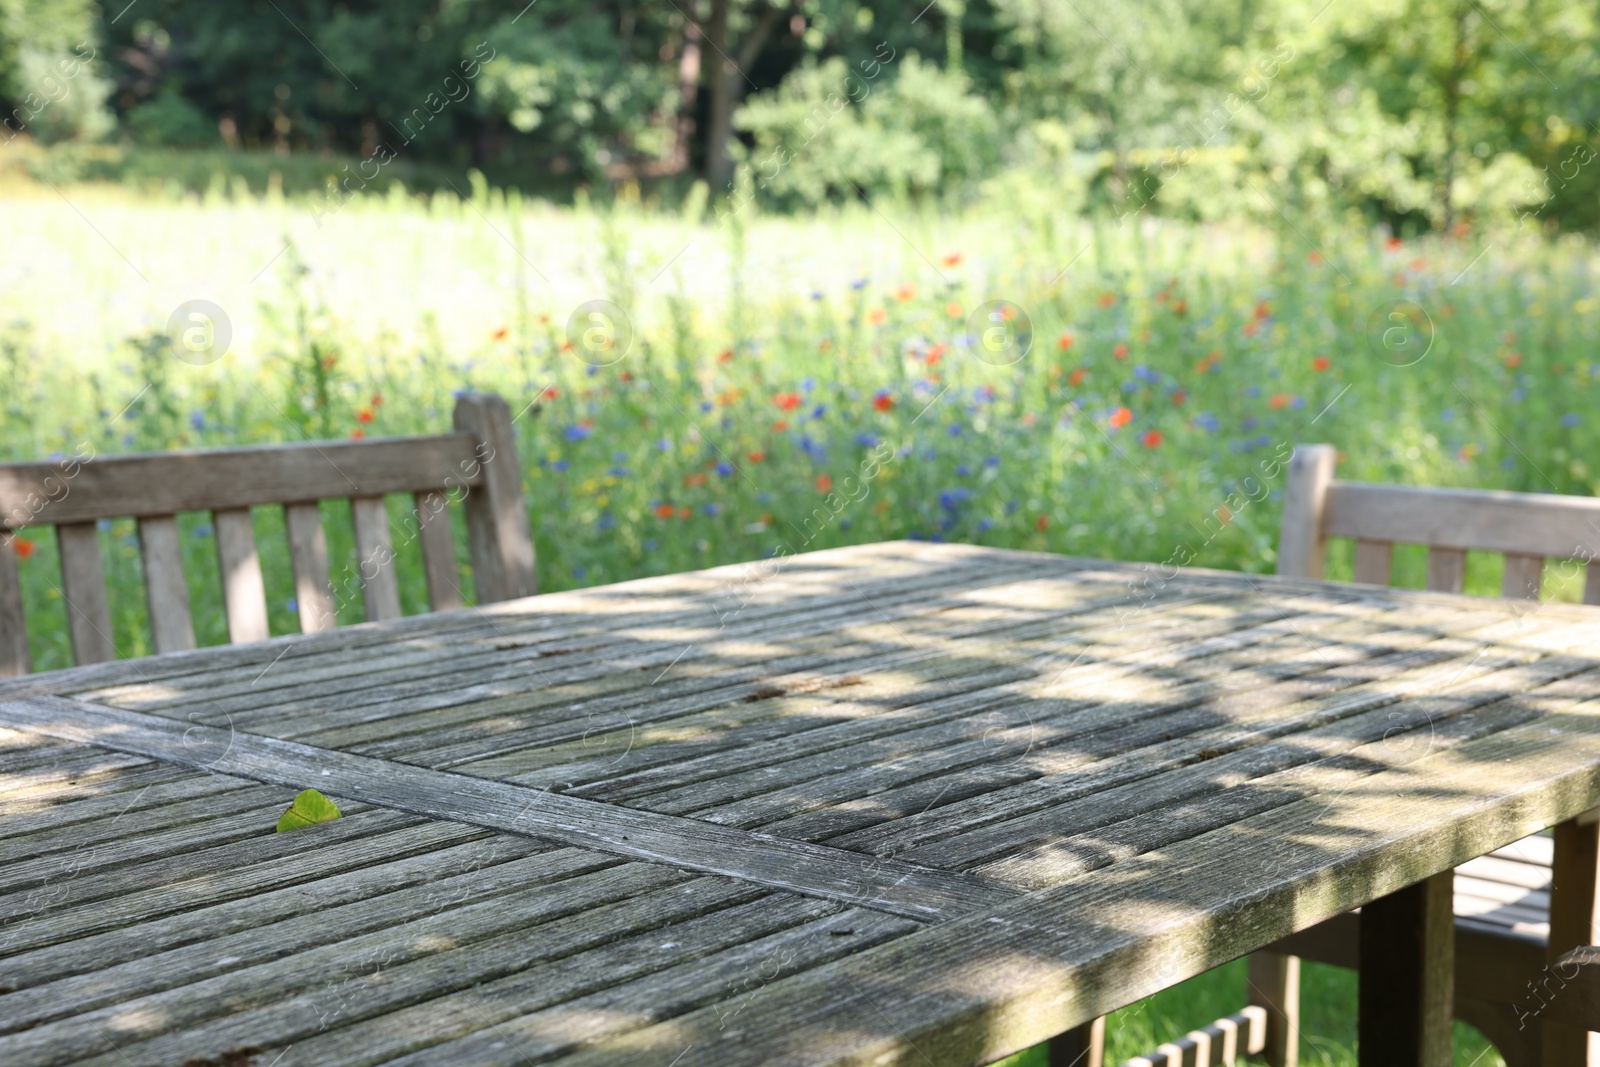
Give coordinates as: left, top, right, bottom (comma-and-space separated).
1248, 952, 1300, 1067
1547, 817, 1600, 1067
1049, 1016, 1105, 1067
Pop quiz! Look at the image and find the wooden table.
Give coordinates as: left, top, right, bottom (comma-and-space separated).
2, 540, 1599, 1067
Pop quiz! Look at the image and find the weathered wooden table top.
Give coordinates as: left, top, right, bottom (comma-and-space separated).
3, 540, 1600, 1067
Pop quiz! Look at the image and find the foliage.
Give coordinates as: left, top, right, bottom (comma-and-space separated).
275, 788, 343, 832
0, 0, 1592, 229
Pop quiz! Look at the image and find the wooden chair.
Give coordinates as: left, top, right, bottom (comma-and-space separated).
1059, 444, 1600, 1067
0, 393, 535, 675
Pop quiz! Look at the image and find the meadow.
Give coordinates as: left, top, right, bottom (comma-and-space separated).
3, 171, 1593, 1064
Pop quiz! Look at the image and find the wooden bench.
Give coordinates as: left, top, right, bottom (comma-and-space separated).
0, 393, 535, 674
1072, 444, 1600, 1067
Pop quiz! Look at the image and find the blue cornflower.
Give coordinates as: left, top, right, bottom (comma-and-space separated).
189, 411, 205, 431
812, 405, 826, 418
1133, 364, 1158, 383
1441, 409, 1455, 422
564, 425, 590, 442
192, 523, 213, 538
657, 438, 673, 451
552, 459, 570, 472
985, 455, 999, 468
947, 423, 963, 437
598, 513, 616, 530
977, 519, 994, 532
608, 466, 629, 477
573, 565, 588, 579
855, 433, 878, 448
1246, 385, 1262, 398
956, 464, 971, 477
703, 503, 721, 516
715, 462, 734, 476
1563, 413, 1581, 427
850, 278, 868, 290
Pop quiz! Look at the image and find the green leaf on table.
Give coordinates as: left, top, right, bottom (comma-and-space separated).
275, 788, 342, 833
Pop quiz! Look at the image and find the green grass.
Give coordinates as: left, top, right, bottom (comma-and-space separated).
995, 961, 1505, 1067
0, 177, 1586, 1063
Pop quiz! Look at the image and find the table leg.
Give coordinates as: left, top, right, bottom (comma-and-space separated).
1359, 871, 1454, 1067
1048, 1016, 1104, 1067
1546, 817, 1600, 1067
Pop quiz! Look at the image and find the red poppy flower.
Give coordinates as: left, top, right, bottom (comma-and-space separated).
684, 473, 707, 488
1068, 368, 1087, 387
718, 348, 734, 363
1255, 301, 1271, 319
492, 326, 508, 340
1141, 430, 1163, 449
655, 504, 675, 519
1113, 343, 1129, 359
816, 474, 833, 492
1057, 333, 1074, 351
773, 420, 789, 432
774, 393, 802, 411
1307, 251, 1323, 265
894, 284, 916, 302
1386, 237, 1403, 251
1172, 299, 1188, 315
370, 393, 383, 407
678, 507, 692, 520
1312, 356, 1331, 372
1109, 407, 1132, 429
1097, 293, 1116, 308
1505, 353, 1522, 368
351, 429, 365, 439
1172, 389, 1186, 406
11, 538, 34, 560
1268, 393, 1290, 410
543, 386, 559, 399
926, 344, 946, 365
873, 393, 894, 412
941, 252, 963, 267
1036, 515, 1049, 531
356, 409, 374, 424
747, 451, 765, 463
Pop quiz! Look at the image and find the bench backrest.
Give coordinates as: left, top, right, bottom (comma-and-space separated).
0, 392, 535, 675
1278, 443, 1600, 602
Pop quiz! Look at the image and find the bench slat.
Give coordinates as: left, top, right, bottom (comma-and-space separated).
1425, 546, 1465, 593
1325, 481, 1600, 559
0, 535, 28, 676
1352, 539, 1391, 585
1501, 553, 1543, 599
58, 522, 116, 665
351, 496, 401, 622
137, 515, 195, 654
213, 509, 269, 644
1586, 560, 1600, 606
0, 435, 483, 527
414, 490, 462, 612
284, 503, 335, 634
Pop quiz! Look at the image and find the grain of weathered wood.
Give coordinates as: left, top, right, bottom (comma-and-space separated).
1538, 945, 1600, 1030
453, 393, 535, 603
284, 500, 336, 633
413, 489, 463, 611
1277, 444, 1336, 579
1427, 545, 1466, 593
56, 521, 115, 664
1359, 871, 1454, 1067
350, 495, 402, 622
213, 507, 270, 643
135, 514, 195, 653
0, 534, 28, 676
0, 434, 483, 526
0, 693, 1016, 921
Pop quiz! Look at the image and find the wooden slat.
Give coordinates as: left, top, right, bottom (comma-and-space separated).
283, 502, 335, 634
136, 515, 195, 653
0, 534, 27, 676
1276, 444, 1336, 579
0, 693, 1017, 923
1325, 481, 1600, 559
0, 434, 483, 526
1247, 952, 1298, 1067
350, 495, 402, 622
453, 393, 536, 603
1124, 1006, 1265, 1067
1545, 818, 1600, 1065
1425, 546, 1465, 593
414, 490, 463, 611
1585, 560, 1600, 607
1503, 552, 1544, 600
1359, 871, 1454, 1067
1352, 538, 1392, 586
213, 508, 269, 643
56, 521, 115, 664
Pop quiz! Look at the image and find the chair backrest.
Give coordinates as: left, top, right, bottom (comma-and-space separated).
0, 392, 536, 676
1278, 443, 1600, 603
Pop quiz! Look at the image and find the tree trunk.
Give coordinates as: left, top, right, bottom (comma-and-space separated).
1440, 0, 1471, 233
704, 0, 735, 189
674, 19, 702, 176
